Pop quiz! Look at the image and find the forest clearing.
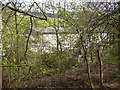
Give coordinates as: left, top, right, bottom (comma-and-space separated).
1, 0, 120, 89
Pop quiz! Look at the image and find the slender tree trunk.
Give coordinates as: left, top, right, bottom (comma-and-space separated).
80, 36, 93, 89
84, 52, 93, 89
14, 11, 19, 65
53, 10, 59, 54
14, 10, 20, 88
96, 49, 103, 88
56, 30, 59, 53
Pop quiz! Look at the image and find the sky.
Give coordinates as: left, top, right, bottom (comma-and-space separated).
3, 0, 79, 6
4, 0, 75, 3
4, 0, 119, 3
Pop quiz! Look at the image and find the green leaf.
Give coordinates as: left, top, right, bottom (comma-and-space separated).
83, 6, 87, 10
98, 13, 101, 17
79, 31, 82, 35
24, 34, 28, 38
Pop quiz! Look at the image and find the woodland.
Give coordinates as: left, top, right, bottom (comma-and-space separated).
1, 0, 120, 89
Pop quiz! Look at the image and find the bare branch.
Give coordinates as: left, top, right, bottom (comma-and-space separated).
2, 3, 47, 21
24, 16, 33, 64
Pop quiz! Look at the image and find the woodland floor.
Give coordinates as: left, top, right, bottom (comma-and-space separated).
3, 62, 120, 89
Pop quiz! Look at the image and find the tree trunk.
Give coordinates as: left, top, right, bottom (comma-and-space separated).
14, 11, 19, 65
80, 36, 93, 89
14, 10, 20, 88
96, 49, 103, 88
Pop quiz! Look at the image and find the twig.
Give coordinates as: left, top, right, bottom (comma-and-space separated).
2, 3, 47, 21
